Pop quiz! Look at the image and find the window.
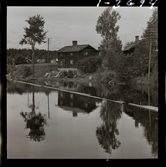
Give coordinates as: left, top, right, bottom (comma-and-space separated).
70, 60, 73, 65
60, 92, 63, 97
70, 52, 73, 56
70, 93, 73, 99
84, 52, 88, 56
60, 53, 63, 56
84, 103, 88, 108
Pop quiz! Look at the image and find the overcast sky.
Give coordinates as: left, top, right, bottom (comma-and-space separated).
7, 7, 154, 50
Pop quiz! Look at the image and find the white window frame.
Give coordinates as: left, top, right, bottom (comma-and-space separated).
70, 93, 73, 99
60, 92, 63, 97
84, 52, 88, 56
70, 59, 73, 65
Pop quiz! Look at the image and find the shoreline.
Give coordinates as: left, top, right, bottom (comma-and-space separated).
7, 64, 157, 87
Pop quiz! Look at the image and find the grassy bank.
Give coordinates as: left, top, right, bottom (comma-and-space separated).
7, 64, 58, 80
7, 64, 157, 86
7, 64, 121, 84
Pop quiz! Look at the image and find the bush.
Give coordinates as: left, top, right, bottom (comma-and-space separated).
15, 54, 27, 65
76, 56, 101, 74
63, 71, 68, 77
100, 70, 117, 83
7, 65, 17, 74
7, 65, 13, 74
22, 66, 32, 78
68, 70, 74, 78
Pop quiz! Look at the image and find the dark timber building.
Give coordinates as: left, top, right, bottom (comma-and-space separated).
58, 41, 99, 68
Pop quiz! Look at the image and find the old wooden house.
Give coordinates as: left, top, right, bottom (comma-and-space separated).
123, 36, 142, 56
58, 41, 99, 68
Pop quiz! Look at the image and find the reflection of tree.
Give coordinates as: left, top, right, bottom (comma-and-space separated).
45, 89, 50, 119
124, 103, 158, 157
142, 112, 158, 158
96, 100, 122, 154
20, 86, 47, 142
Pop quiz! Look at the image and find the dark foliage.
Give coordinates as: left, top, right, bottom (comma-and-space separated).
67, 70, 74, 78
22, 66, 32, 78
7, 48, 57, 65
76, 56, 102, 73
20, 111, 47, 142
14, 54, 28, 65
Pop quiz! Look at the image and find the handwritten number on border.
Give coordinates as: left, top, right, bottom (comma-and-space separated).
140, 0, 145, 7
149, 0, 158, 8
126, 0, 135, 6
97, 0, 158, 8
113, 0, 121, 8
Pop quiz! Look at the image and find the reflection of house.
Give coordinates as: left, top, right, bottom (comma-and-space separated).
58, 41, 99, 68
58, 91, 97, 116
59, 81, 79, 90
123, 36, 142, 56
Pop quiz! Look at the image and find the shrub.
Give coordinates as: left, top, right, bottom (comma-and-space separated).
7, 65, 17, 74
68, 70, 74, 78
100, 70, 117, 83
7, 65, 13, 74
22, 66, 32, 78
76, 56, 101, 74
15, 54, 27, 65
63, 71, 68, 77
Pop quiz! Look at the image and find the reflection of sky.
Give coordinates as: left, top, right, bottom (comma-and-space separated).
7, 89, 156, 158
114, 112, 153, 158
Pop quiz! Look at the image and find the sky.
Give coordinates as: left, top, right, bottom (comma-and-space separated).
7, 7, 154, 51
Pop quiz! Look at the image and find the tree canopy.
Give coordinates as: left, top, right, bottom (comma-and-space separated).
20, 14, 47, 46
95, 7, 122, 70
96, 7, 122, 53
19, 14, 48, 76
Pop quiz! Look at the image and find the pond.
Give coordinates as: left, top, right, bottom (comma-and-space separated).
7, 80, 158, 159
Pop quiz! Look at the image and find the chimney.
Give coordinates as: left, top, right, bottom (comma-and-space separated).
72, 41, 77, 46
135, 36, 139, 42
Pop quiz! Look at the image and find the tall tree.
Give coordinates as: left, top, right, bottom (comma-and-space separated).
19, 14, 47, 76
142, 7, 158, 44
96, 7, 122, 53
96, 7, 122, 69
138, 8, 158, 81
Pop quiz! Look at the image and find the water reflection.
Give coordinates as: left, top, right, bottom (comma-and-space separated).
20, 86, 47, 142
7, 80, 158, 107
7, 80, 158, 158
96, 100, 122, 154
58, 91, 99, 116
34, 80, 158, 107
124, 104, 158, 157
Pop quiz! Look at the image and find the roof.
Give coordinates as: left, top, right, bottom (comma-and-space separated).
123, 40, 142, 52
58, 44, 97, 53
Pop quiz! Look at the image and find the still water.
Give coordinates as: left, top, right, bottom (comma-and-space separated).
7, 80, 158, 159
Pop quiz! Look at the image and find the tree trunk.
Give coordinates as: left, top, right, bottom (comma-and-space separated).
32, 45, 35, 77
32, 86, 35, 113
